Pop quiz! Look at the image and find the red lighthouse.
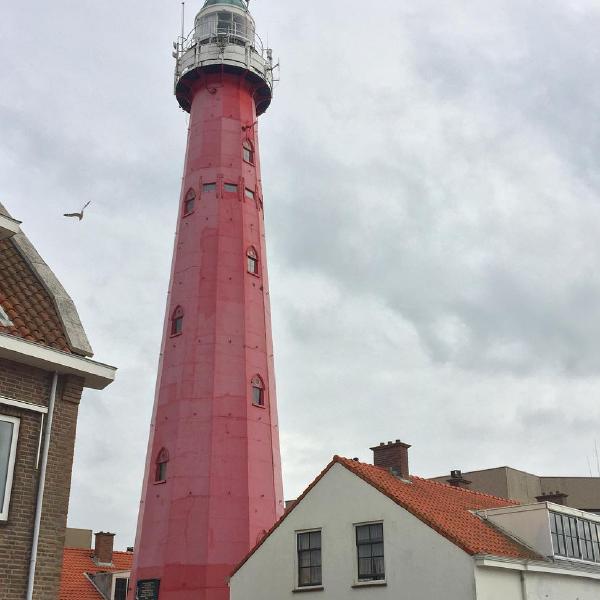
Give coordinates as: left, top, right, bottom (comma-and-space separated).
129, 1, 284, 598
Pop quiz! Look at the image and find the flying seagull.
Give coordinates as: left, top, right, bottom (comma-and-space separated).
64, 201, 91, 221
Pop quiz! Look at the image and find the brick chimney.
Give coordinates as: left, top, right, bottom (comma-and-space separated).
536, 491, 568, 506
93, 532, 115, 565
371, 440, 411, 480
447, 470, 472, 489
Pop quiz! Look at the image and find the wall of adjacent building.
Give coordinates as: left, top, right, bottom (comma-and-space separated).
231, 463, 476, 600
0, 358, 84, 600
475, 565, 600, 599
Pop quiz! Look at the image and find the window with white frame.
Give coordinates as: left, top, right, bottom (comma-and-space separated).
355, 523, 385, 581
0, 415, 20, 521
113, 576, 129, 600
297, 530, 322, 588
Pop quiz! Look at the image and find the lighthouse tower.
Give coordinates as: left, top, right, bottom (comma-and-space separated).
129, 2, 284, 598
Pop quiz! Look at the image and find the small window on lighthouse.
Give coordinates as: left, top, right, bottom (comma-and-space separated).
155, 448, 169, 483
243, 140, 254, 164
171, 306, 184, 336
203, 182, 217, 193
251, 376, 265, 407
247, 247, 259, 275
183, 189, 195, 215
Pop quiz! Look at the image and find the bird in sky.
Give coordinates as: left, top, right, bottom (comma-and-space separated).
64, 201, 91, 221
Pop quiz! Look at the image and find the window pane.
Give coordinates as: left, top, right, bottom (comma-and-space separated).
358, 558, 372, 578
310, 566, 322, 585
372, 543, 384, 557
298, 533, 310, 550
310, 550, 321, 566
356, 525, 370, 542
203, 183, 216, 192
370, 524, 383, 541
245, 188, 255, 199
224, 183, 238, 192
0, 421, 14, 509
299, 551, 310, 568
372, 556, 385, 577
358, 544, 372, 558
299, 568, 311, 586
309, 531, 321, 549
252, 386, 263, 406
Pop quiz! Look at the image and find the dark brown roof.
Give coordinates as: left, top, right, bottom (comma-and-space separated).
0, 237, 71, 352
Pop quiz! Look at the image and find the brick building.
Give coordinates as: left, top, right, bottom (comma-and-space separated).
0, 203, 116, 600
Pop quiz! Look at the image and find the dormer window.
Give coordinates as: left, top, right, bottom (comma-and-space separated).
183, 189, 196, 215
550, 511, 600, 562
251, 376, 265, 407
247, 247, 259, 275
155, 448, 169, 483
243, 140, 254, 164
0, 305, 12, 327
171, 306, 184, 336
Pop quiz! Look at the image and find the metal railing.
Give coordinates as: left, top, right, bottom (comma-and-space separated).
176, 24, 268, 59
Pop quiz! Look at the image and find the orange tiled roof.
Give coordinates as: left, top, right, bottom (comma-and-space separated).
0, 238, 71, 352
60, 548, 133, 600
232, 456, 538, 576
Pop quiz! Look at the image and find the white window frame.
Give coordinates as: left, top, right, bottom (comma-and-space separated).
0, 414, 20, 521
352, 521, 387, 587
0, 305, 13, 327
293, 528, 323, 591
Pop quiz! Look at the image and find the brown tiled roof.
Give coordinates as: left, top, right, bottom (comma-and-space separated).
0, 237, 71, 352
232, 456, 539, 576
60, 548, 133, 600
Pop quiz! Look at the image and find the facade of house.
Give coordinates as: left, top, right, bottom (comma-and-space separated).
60, 531, 133, 600
431, 467, 600, 513
0, 203, 116, 600
230, 442, 600, 600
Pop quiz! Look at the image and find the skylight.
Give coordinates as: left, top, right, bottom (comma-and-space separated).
0, 306, 12, 327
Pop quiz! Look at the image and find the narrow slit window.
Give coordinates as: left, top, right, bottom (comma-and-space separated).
356, 523, 385, 581
245, 188, 255, 200
203, 183, 217, 193
243, 140, 255, 164
183, 189, 196, 215
247, 247, 259, 275
251, 376, 265, 407
224, 183, 238, 193
297, 530, 322, 588
0, 415, 20, 521
155, 448, 169, 483
171, 306, 184, 336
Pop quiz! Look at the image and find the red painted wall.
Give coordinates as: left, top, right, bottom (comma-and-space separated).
129, 71, 284, 600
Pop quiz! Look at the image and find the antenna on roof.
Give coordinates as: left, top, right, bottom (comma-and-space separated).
181, 2, 186, 44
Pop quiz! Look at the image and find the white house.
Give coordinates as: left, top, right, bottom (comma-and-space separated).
230, 441, 600, 600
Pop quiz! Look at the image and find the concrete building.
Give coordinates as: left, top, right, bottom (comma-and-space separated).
60, 531, 133, 600
0, 203, 116, 600
231, 442, 600, 600
432, 467, 600, 513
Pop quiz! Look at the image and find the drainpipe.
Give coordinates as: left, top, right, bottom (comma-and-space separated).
26, 372, 59, 600
520, 571, 529, 600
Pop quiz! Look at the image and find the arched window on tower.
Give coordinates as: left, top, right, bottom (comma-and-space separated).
251, 375, 265, 407
247, 247, 259, 275
171, 306, 184, 336
183, 189, 196, 215
243, 140, 255, 164
155, 448, 169, 483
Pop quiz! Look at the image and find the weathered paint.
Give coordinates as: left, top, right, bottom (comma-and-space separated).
129, 67, 284, 600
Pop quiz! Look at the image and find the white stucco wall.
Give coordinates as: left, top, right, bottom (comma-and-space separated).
231, 463, 476, 600
476, 564, 600, 600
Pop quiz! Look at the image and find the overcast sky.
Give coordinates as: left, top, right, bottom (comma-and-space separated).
2, 0, 600, 548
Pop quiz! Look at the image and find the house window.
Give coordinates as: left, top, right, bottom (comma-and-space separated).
203, 183, 217, 193
245, 188, 255, 200
297, 530, 322, 588
114, 577, 129, 600
356, 523, 385, 581
251, 376, 265, 407
171, 306, 184, 336
550, 511, 600, 563
155, 448, 169, 483
183, 190, 195, 215
0, 305, 12, 327
0, 415, 20, 521
224, 183, 238, 193
247, 247, 259, 275
243, 140, 254, 164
